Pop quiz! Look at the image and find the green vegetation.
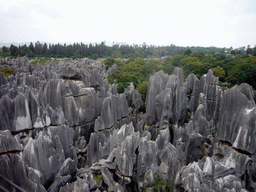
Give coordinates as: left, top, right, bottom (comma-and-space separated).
107, 57, 161, 99
141, 174, 174, 192
3, 41, 256, 59
92, 172, 103, 185
103, 57, 122, 70
212, 66, 225, 81
30, 57, 51, 65
0, 68, 15, 78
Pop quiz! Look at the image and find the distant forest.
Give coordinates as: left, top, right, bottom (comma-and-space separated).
1, 41, 256, 59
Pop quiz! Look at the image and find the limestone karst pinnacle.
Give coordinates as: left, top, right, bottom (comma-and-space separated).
0, 56, 255, 191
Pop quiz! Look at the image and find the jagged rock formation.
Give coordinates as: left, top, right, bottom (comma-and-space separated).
0, 57, 255, 191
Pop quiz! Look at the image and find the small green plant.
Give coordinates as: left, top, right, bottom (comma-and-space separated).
30, 57, 50, 65
92, 172, 103, 185
141, 174, 174, 192
184, 112, 191, 124
0, 68, 15, 77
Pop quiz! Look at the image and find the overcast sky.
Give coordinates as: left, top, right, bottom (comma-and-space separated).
0, 0, 255, 48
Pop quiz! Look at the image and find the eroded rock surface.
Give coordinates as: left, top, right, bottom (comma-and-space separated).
0, 57, 255, 191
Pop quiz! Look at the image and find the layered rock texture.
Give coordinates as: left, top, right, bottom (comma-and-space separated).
0, 57, 255, 191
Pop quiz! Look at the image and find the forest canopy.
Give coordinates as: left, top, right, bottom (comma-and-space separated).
2, 41, 255, 59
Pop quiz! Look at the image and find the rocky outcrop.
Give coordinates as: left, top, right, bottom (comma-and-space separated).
0, 130, 22, 154
0, 154, 46, 192
1, 57, 256, 191
217, 84, 256, 154
174, 156, 247, 191
0, 72, 7, 86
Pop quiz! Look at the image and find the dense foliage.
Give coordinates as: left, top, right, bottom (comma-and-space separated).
2, 41, 254, 59
0, 68, 15, 78
141, 174, 174, 192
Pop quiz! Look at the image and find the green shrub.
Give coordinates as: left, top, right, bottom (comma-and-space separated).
92, 172, 103, 185
0, 68, 15, 77
141, 174, 174, 192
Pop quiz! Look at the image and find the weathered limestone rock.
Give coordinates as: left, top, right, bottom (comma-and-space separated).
213, 142, 251, 178
48, 175, 72, 192
38, 79, 64, 109
185, 134, 212, 165
2, 57, 256, 192
217, 84, 256, 154
114, 124, 140, 176
137, 133, 157, 185
147, 69, 187, 127
48, 158, 77, 192
86, 132, 104, 166
101, 166, 123, 191
58, 66, 82, 80
173, 68, 184, 85
175, 156, 246, 192
0, 154, 46, 192
0, 130, 22, 154
75, 88, 103, 124
156, 143, 180, 185
62, 95, 79, 126
124, 82, 143, 110
59, 177, 90, 192
0, 72, 7, 86
100, 93, 129, 129
28, 90, 44, 128
13, 92, 32, 131
156, 88, 172, 124
186, 73, 201, 112
21, 125, 74, 187
203, 69, 221, 121
145, 71, 167, 124
22, 133, 65, 185
0, 95, 14, 131
47, 125, 75, 155
187, 103, 212, 137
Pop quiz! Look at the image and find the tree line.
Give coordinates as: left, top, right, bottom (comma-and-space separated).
2, 41, 255, 59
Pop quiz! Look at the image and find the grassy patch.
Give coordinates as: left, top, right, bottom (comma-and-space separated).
0, 68, 15, 77
30, 57, 50, 65
92, 172, 103, 185
141, 174, 174, 192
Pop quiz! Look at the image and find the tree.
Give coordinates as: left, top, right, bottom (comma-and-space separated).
137, 81, 148, 102
163, 56, 175, 75
29, 42, 35, 53
184, 49, 192, 56
190, 52, 206, 60
171, 54, 184, 66
10, 44, 19, 56
103, 57, 116, 70
212, 66, 225, 81
231, 50, 236, 55
41, 43, 48, 55
253, 45, 256, 56
246, 45, 253, 55
181, 56, 207, 78
227, 66, 246, 85
2, 46, 9, 53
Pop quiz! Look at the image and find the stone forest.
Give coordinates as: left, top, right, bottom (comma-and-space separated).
0, 56, 256, 191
